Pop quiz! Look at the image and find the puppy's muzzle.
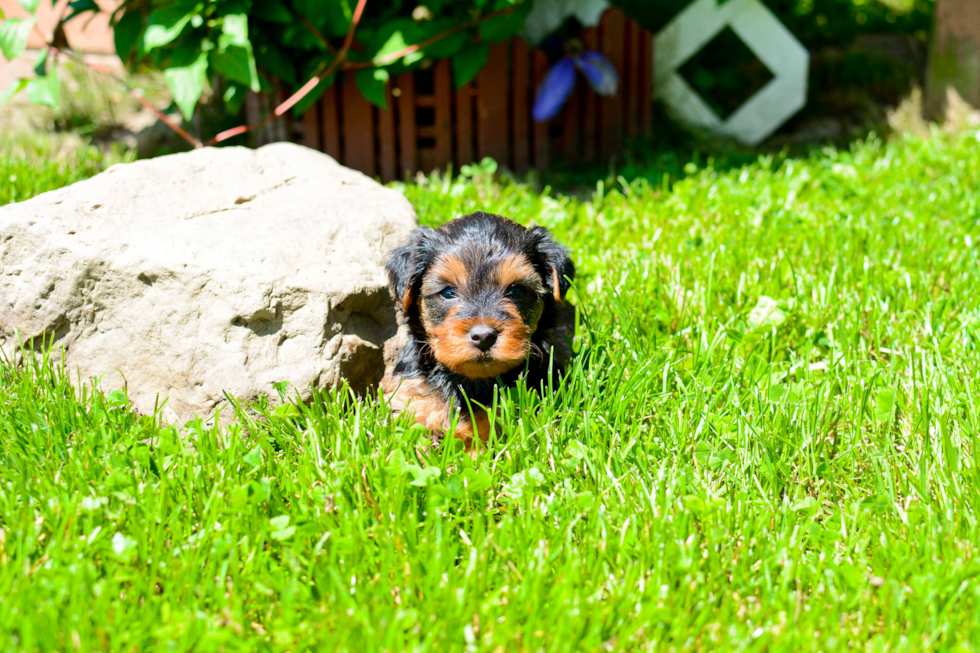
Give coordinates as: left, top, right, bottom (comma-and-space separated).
468, 325, 498, 352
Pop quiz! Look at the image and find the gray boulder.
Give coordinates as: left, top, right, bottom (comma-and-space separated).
0, 143, 417, 423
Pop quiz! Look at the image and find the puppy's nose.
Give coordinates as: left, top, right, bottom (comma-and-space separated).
468, 325, 498, 352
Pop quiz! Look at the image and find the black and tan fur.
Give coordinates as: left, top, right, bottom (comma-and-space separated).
382, 211, 575, 442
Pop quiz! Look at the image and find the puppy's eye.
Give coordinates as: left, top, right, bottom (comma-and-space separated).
505, 285, 527, 300
439, 287, 457, 300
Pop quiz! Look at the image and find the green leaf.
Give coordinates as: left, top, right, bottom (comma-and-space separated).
270, 525, 295, 540
502, 467, 543, 500
252, 0, 292, 24
27, 71, 59, 108
323, 0, 352, 38
461, 468, 492, 494
479, 2, 533, 42
370, 18, 470, 67
0, 7, 5, 19
64, 0, 99, 23
223, 81, 247, 115
111, 532, 137, 557
409, 466, 441, 487
791, 496, 819, 511
273, 380, 291, 403
385, 450, 410, 476
18, 0, 39, 13
291, 74, 334, 119
451, 43, 488, 88
255, 42, 296, 85
1, 78, 29, 104
418, 18, 468, 61
143, 4, 197, 51
292, 0, 324, 29
80, 496, 108, 511
0, 18, 35, 60
33, 47, 47, 76
268, 516, 296, 540
113, 11, 143, 60
355, 67, 389, 109
279, 22, 325, 51
164, 46, 207, 120
210, 13, 259, 91
294, 0, 350, 37
69, 0, 99, 11
576, 491, 595, 510
243, 446, 262, 467
220, 12, 249, 47
874, 388, 896, 425
272, 403, 300, 418
747, 296, 786, 330
370, 19, 425, 67
212, 44, 259, 91
27, 49, 57, 108
878, 0, 915, 11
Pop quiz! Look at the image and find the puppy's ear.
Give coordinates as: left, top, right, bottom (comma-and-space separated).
386, 226, 438, 313
527, 226, 575, 303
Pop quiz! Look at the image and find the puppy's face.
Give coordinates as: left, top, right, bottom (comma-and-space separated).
386, 212, 575, 379
419, 247, 545, 378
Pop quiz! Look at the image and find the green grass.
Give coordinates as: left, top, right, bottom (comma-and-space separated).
3, 130, 980, 651
0, 132, 133, 206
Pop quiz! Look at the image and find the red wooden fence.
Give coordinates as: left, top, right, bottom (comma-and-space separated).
247, 9, 654, 181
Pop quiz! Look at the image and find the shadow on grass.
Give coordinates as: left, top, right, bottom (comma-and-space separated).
536, 105, 859, 196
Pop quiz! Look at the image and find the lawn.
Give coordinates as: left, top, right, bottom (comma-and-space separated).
2, 130, 980, 651
0, 133, 133, 207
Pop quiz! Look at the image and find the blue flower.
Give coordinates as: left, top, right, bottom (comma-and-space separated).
532, 47, 619, 122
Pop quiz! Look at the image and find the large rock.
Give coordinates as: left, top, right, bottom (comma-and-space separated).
0, 143, 417, 423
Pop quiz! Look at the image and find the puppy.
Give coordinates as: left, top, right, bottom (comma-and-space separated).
382, 211, 575, 442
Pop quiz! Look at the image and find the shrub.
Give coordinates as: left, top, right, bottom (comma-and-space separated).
0, 0, 532, 121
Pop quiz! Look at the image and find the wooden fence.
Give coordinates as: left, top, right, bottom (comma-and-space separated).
248, 8, 654, 181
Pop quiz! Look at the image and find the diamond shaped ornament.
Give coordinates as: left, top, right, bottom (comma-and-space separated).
654, 0, 809, 145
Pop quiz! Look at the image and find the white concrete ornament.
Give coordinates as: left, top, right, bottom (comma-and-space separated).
654, 0, 809, 146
